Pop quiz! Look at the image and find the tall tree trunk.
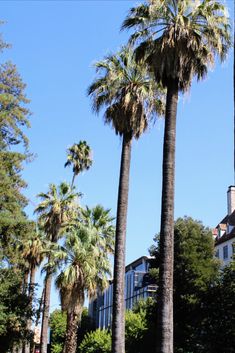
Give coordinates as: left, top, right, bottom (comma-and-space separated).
35, 288, 45, 327
22, 269, 29, 294
40, 270, 53, 353
71, 173, 76, 189
63, 307, 83, 353
112, 132, 132, 353
21, 269, 29, 353
157, 80, 178, 353
32, 289, 44, 353
24, 265, 36, 353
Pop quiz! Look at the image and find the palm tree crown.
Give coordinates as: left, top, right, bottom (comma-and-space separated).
65, 141, 92, 187
18, 229, 47, 270
88, 45, 165, 138
34, 182, 79, 241
55, 224, 113, 308
81, 205, 115, 255
122, 0, 231, 91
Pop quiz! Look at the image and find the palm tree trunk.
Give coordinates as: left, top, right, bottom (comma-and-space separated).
63, 308, 83, 353
32, 288, 44, 353
29, 265, 36, 299
40, 270, 53, 353
22, 269, 29, 294
71, 173, 76, 189
24, 265, 36, 353
21, 269, 29, 353
35, 288, 44, 327
112, 132, 132, 353
157, 79, 178, 353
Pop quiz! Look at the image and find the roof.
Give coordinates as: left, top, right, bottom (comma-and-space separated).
215, 227, 235, 246
125, 255, 150, 273
216, 210, 235, 228
105, 256, 151, 284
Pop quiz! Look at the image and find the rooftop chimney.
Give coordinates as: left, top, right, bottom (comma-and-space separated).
227, 185, 235, 215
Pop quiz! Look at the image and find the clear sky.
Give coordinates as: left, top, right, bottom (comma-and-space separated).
1, 0, 234, 310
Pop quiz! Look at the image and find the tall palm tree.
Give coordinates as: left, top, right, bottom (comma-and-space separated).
34, 182, 79, 353
65, 141, 92, 188
88, 46, 164, 353
81, 205, 115, 254
122, 1, 231, 352
18, 229, 47, 353
51, 206, 114, 353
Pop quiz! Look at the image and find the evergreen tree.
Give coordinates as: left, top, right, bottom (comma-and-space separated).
149, 217, 220, 353
0, 61, 31, 264
0, 268, 32, 353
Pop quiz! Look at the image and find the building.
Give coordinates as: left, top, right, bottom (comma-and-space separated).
214, 185, 235, 266
88, 256, 157, 329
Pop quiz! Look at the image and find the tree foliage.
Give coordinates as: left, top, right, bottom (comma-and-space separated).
149, 217, 220, 352
0, 268, 32, 352
199, 260, 235, 353
88, 45, 164, 139
0, 61, 31, 149
49, 310, 67, 353
79, 329, 111, 353
65, 141, 92, 187
125, 310, 147, 353
122, 0, 231, 92
0, 61, 32, 264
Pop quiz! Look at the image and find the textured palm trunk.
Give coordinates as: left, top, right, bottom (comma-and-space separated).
71, 173, 76, 189
21, 269, 29, 353
22, 269, 29, 294
32, 289, 44, 353
112, 132, 132, 353
62, 308, 82, 353
40, 270, 53, 353
157, 80, 178, 353
24, 265, 36, 353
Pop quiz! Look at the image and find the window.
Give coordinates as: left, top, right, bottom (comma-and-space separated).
223, 245, 228, 260
232, 242, 235, 255
215, 249, 219, 258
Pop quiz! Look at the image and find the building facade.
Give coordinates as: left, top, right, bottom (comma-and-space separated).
88, 256, 156, 329
214, 185, 235, 266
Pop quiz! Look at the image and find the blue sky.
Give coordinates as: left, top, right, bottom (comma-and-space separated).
1, 0, 233, 309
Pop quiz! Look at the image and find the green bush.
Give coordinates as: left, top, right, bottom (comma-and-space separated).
125, 310, 147, 353
79, 329, 111, 353
49, 310, 66, 353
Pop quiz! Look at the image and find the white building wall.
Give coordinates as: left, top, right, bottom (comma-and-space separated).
215, 238, 235, 267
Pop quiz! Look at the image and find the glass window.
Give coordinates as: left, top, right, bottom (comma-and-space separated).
232, 242, 235, 255
223, 245, 228, 259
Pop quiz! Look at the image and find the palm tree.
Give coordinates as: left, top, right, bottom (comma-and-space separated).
34, 182, 79, 353
88, 46, 164, 353
51, 206, 114, 353
65, 141, 92, 188
122, 1, 231, 352
81, 204, 115, 254
18, 229, 47, 353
